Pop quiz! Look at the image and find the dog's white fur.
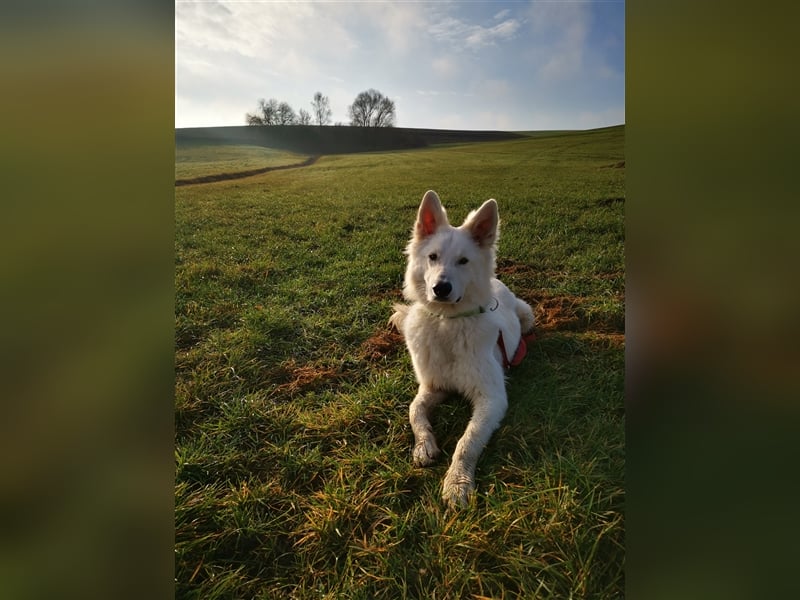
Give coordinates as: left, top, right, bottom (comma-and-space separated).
390, 190, 535, 507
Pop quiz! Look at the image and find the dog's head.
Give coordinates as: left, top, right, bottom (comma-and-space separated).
403, 190, 499, 311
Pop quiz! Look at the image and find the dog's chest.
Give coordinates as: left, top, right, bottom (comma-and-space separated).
404, 311, 499, 375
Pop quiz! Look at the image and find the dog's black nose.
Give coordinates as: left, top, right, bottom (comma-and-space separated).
433, 281, 452, 299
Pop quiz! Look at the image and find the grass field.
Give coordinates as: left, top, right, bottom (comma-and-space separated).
176, 144, 306, 180
175, 126, 625, 598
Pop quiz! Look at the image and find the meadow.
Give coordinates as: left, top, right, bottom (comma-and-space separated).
175, 144, 305, 181
175, 125, 625, 598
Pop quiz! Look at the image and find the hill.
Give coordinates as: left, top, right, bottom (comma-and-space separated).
175, 124, 625, 186
175, 124, 528, 155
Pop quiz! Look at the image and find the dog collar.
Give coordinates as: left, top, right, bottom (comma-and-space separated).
425, 297, 498, 319
424, 305, 484, 319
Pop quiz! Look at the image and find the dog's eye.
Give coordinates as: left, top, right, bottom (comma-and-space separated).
458, 257, 469, 265
428, 253, 438, 262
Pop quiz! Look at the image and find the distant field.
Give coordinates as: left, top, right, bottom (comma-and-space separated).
175, 144, 305, 180
175, 125, 625, 599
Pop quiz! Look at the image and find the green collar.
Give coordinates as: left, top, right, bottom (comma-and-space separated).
423, 297, 498, 320
425, 305, 486, 320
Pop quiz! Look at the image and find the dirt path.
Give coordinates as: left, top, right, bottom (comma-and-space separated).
175, 155, 320, 187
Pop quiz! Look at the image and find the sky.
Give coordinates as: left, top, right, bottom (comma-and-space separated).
175, 0, 624, 131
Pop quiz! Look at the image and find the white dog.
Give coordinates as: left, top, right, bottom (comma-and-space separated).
390, 190, 536, 507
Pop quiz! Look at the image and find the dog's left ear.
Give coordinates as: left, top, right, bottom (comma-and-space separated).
464, 199, 499, 247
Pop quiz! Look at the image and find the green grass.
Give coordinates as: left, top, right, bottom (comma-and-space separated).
175, 144, 305, 180
175, 126, 625, 598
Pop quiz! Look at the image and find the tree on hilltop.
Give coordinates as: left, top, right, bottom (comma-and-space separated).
245, 97, 301, 125
246, 97, 280, 125
348, 89, 396, 127
275, 101, 297, 125
246, 113, 264, 126
311, 92, 332, 126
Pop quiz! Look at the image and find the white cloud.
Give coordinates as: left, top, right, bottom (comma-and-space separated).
428, 15, 521, 50
365, 2, 429, 56
528, 2, 591, 81
176, 1, 358, 76
175, 0, 366, 126
428, 17, 470, 46
465, 19, 521, 49
175, 1, 624, 130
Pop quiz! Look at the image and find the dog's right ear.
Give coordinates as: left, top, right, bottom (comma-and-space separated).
415, 190, 448, 239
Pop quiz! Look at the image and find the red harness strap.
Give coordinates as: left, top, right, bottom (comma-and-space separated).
498, 330, 537, 369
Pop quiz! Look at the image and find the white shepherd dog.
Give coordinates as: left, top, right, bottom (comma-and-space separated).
391, 190, 536, 507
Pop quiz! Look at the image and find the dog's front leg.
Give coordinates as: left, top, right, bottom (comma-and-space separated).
442, 390, 508, 508
409, 387, 445, 467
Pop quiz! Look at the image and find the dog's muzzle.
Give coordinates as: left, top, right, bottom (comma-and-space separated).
432, 281, 452, 300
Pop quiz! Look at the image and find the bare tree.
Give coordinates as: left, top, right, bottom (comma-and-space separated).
274, 102, 296, 125
246, 97, 317, 126
247, 97, 298, 125
311, 91, 333, 126
251, 97, 280, 125
264, 98, 282, 125
245, 112, 263, 125
348, 89, 396, 127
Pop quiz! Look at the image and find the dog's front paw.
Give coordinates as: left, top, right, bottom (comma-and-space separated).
442, 471, 475, 508
412, 438, 440, 467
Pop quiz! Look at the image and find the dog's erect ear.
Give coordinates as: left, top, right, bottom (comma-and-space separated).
464, 199, 499, 247
415, 190, 449, 239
